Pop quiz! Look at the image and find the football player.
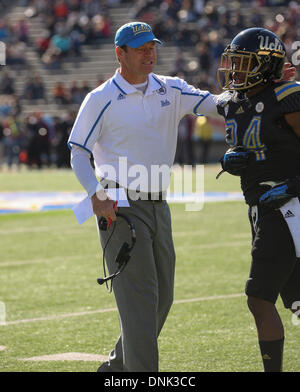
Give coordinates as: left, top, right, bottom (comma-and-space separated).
217, 27, 300, 372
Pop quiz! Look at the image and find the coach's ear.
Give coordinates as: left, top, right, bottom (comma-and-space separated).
116, 46, 125, 63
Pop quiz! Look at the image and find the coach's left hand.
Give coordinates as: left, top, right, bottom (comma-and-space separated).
91, 192, 117, 222
277, 62, 296, 82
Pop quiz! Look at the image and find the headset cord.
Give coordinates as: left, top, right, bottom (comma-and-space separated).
102, 221, 116, 292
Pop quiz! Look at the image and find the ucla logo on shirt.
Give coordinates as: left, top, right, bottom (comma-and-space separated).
161, 99, 171, 107
156, 86, 167, 95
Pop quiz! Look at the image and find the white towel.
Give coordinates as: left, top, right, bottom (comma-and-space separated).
279, 197, 300, 257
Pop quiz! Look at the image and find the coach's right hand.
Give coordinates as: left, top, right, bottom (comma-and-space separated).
91, 190, 117, 222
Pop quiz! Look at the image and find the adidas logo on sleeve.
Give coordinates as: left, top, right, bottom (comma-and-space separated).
284, 210, 295, 218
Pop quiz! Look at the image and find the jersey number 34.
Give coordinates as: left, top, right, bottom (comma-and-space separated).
225, 115, 266, 161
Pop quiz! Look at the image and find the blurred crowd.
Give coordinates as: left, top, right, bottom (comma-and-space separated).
0, 0, 299, 169
27, 0, 114, 69
131, 0, 300, 90
0, 109, 77, 169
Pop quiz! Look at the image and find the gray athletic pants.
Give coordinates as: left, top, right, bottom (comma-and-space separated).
97, 198, 176, 372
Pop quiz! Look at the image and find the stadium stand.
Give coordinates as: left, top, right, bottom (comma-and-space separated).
0, 0, 298, 168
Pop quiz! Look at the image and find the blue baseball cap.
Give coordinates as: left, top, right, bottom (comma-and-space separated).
115, 22, 162, 48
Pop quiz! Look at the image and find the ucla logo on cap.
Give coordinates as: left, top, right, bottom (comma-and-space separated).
132, 24, 151, 36
115, 21, 162, 48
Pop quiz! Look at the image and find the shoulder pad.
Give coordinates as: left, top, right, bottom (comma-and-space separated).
274, 81, 300, 102
274, 81, 300, 114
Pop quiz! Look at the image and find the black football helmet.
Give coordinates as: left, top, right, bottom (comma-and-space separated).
218, 27, 286, 91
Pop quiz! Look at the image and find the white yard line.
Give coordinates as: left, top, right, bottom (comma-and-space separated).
178, 240, 250, 249
174, 293, 245, 304
0, 226, 60, 235
0, 240, 250, 268
0, 254, 96, 267
0, 224, 81, 235
20, 353, 108, 362
4, 307, 118, 326
3, 293, 245, 326
173, 230, 208, 237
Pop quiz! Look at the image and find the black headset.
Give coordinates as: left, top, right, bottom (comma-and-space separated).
97, 212, 136, 290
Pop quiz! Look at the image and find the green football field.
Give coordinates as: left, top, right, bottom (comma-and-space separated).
0, 166, 299, 372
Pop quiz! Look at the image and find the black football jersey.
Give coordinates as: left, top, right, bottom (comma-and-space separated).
218, 81, 300, 206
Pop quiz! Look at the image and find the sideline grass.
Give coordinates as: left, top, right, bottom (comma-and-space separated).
0, 166, 299, 372
0, 164, 241, 193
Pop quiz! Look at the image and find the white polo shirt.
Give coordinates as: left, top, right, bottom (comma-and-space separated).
68, 70, 218, 192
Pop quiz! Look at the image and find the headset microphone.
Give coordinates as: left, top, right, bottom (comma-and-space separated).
97, 275, 116, 285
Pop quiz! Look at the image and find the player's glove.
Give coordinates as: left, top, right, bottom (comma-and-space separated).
259, 176, 300, 209
216, 146, 253, 179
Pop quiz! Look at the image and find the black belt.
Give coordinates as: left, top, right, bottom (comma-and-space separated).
127, 189, 164, 202
104, 182, 165, 202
